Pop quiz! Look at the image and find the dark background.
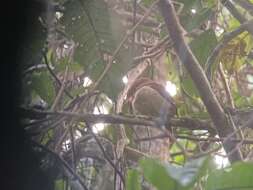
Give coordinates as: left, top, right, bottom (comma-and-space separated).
2, 1, 54, 189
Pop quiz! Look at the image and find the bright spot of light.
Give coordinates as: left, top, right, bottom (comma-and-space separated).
83, 77, 92, 87
93, 123, 105, 134
75, 130, 82, 139
105, 96, 113, 104
63, 44, 69, 49
122, 76, 128, 84
191, 8, 197, 14
165, 81, 177, 97
247, 75, 253, 89
215, 26, 224, 37
92, 106, 108, 133
56, 12, 63, 19
214, 147, 229, 169
62, 139, 71, 151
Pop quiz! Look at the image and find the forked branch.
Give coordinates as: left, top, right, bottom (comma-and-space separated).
158, 0, 242, 163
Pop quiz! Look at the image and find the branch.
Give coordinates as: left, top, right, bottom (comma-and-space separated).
51, 66, 69, 111
86, 123, 125, 185
31, 140, 89, 190
205, 19, 253, 79
43, 53, 74, 99
158, 0, 242, 162
115, 9, 159, 27
218, 63, 235, 108
242, 116, 253, 130
90, 0, 159, 91
21, 108, 215, 132
221, 0, 253, 35
136, 134, 253, 145
235, 0, 253, 17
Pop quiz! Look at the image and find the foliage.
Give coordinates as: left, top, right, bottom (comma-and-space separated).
128, 158, 253, 190
20, 0, 253, 190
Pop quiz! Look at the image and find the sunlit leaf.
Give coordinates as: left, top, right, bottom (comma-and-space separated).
31, 71, 56, 105
126, 169, 141, 190
180, 30, 217, 97
164, 157, 210, 188
190, 29, 218, 67
218, 32, 253, 74
140, 157, 210, 190
205, 162, 253, 190
181, 73, 199, 97
55, 179, 65, 190
140, 158, 178, 190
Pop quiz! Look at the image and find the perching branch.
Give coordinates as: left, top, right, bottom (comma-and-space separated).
158, 0, 242, 162
136, 134, 253, 145
21, 107, 215, 133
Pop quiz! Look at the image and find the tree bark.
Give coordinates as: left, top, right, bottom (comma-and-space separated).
158, 0, 242, 163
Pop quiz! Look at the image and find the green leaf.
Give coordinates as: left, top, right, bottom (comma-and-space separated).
180, 8, 213, 32
233, 90, 250, 107
166, 53, 179, 82
126, 169, 141, 190
203, 0, 217, 7
177, 0, 202, 13
54, 57, 84, 74
61, 0, 132, 100
41, 129, 53, 145
174, 154, 185, 165
181, 30, 217, 97
181, 73, 199, 97
205, 162, 253, 190
30, 71, 56, 105
142, 0, 157, 6
55, 179, 65, 190
140, 158, 178, 190
164, 157, 210, 188
177, 102, 189, 116
140, 157, 210, 190
190, 29, 218, 67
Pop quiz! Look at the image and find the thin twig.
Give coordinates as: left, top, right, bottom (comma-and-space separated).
158, 0, 243, 162
69, 125, 77, 170
133, 49, 163, 63
22, 64, 48, 75
51, 66, 69, 111
86, 122, 125, 185
205, 19, 253, 80
31, 140, 89, 190
90, 0, 159, 91
135, 134, 253, 144
43, 52, 74, 99
235, 0, 253, 17
21, 108, 216, 132
218, 63, 235, 108
55, 126, 69, 153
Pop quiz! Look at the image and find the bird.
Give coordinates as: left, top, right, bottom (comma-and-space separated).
126, 77, 177, 161
126, 77, 177, 127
